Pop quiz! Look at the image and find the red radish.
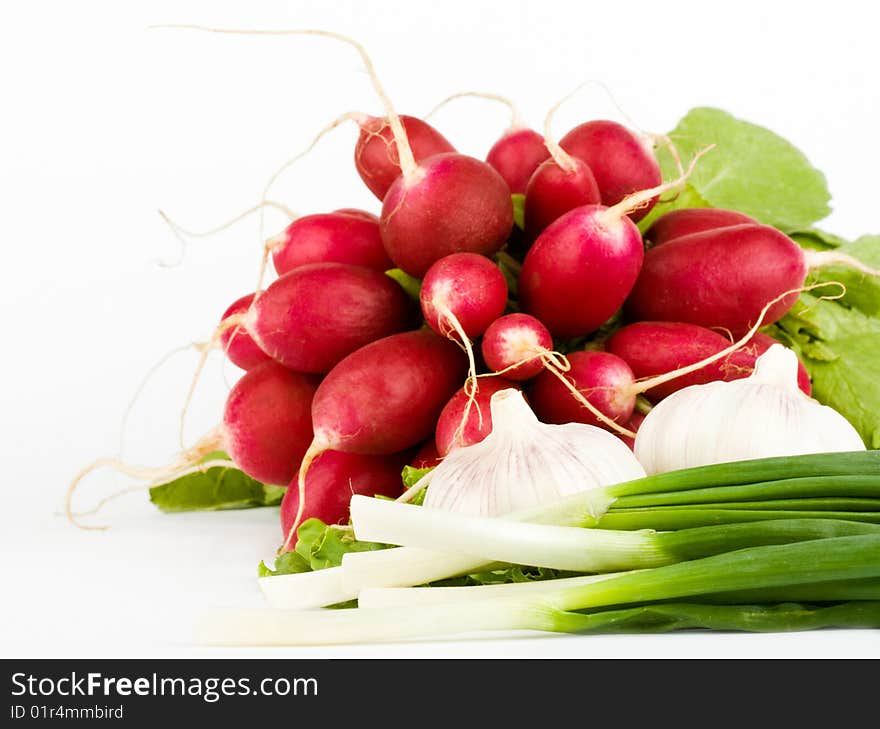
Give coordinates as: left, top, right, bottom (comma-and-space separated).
240, 263, 414, 374
617, 411, 645, 451
487, 127, 550, 194
284, 329, 467, 546
218, 294, 271, 371
410, 439, 443, 468
355, 115, 455, 199
519, 149, 719, 338
184, 262, 411, 445
420, 253, 508, 341
644, 208, 757, 247
222, 361, 318, 486
425, 90, 547, 195
523, 289, 814, 437
435, 378, 522, 456
420, 252, 508, 440
524, 156, 600, 239
523, 102, 601, 239
606, 321, 811, 399
626, 223, 880, 334
530, 350, 637, 427
381, 152, 514, 277
279, 450, 405, 540
268, 210, 392, 276
560, 120, 662, 221
481, 313, 553, 381
307, 329, 466, 455
519, 204, 645, 337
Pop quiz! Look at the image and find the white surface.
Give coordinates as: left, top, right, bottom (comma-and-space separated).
2, 0, 879, 658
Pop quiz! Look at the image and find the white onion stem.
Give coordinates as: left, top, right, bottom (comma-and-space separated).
358, 573, 625, 609
197, 600, 553, 646
349, 496, 668, 572
257, 566, 355, 610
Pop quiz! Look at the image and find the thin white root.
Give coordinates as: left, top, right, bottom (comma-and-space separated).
650, 133, 685, 179
119, 342, 201, 460
631, 281, 846, 396
282, 441, 326, 552
803, 250, 880, 278
157, 201, 296, 270
602, 145, 715, 223
254, 109, 368, 293
66, 427, 225, 530
152, 25, 415, 178
178, 312, 247, 449
159, 200, 297, 240
424, 91, 523, 131
474, 346, 635, 438
435, 302, 481, 447
542, 90, 581, 174
540, 354, 637, 439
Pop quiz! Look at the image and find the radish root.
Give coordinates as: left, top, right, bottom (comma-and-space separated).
803, 250, 880, 278
628, 281, 846, 396
602, 145, 714, 223
425, 91, 523, 131
434, 302, 482, 448
66, 427, 225, 530
542, 90, 581, 174
283, 440, 327, 552
178, 312, 247, 449
153, 25, 415, 180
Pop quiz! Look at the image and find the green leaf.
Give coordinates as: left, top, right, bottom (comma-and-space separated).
788, 228, 848, 251
806, 235, 880, 316
293, 518, 389, 571
775, 293, 880, 448
258, 550, 310, 577
401, 465, 433, 506
385, 268, 421, 301
149, 462, 286, 513
402, 465, 433, 489
651, 107, 831, 230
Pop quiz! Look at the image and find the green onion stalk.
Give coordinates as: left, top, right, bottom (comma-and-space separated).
202, 535, 880, 645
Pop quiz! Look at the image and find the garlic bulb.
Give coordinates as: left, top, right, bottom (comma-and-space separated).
634, 344, 865, 474
422, 388, 646, 516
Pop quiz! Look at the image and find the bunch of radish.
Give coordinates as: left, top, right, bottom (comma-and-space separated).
71, 29, 878, 547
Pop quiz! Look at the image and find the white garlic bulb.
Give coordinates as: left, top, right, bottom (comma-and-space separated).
634, 344, 865, 474
423, 388, 646, 516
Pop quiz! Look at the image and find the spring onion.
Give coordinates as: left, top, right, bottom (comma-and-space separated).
350, 496, 880, 573
202, 535, 880, 644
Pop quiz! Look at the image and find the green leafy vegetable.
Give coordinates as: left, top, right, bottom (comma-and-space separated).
261, 518, 390, 577
401, 465, 432, 506
294, 518, 390, 570
258, 550, 310, 577
643, 107, 831, 230
788, 227, 847, 251
807, 235, 880, 316
149, 456, 285, 513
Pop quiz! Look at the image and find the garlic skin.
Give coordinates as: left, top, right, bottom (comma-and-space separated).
634, 344, 865, 475
423, 389, 646, 516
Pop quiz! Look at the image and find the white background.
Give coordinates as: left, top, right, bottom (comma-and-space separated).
2, 0, 878, 657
